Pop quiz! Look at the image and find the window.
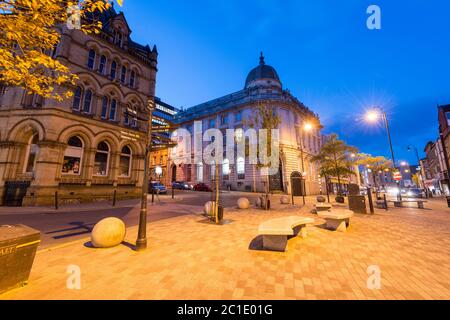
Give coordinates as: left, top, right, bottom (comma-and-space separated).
124, 104, 137, 127
99, 55, 106, 74
87, 49, 96, 70
62, 136, 83, 175
72, 86, 82, 111
101, 96, 108, 119
110, 61, 117, 80
196, 162, 203, 182
115, 32, 123, 47
94, 142, 110, 176
82, 89, 92, 113
119, 146, 132, 177
109, 99, 117, 120
209, 118, 216, 129
221, 114, 228, 126
235, 128, 244, 143
210, 161, 216, 178
235, 111, 242, 123
120, 66, 127, 84
237, 157, 245, 179
446, 112, 450, 126
130, 71, 136, 88
24, 134, 39, 173
222, 159, 230, 180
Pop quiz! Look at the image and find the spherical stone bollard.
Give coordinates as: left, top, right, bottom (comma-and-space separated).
237, 198, 250, 210
91, 217, 126, 248
280, 195, 290, 205
317, 196, 326, 203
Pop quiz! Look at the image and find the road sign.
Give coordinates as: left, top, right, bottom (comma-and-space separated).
393, 171, 402, 181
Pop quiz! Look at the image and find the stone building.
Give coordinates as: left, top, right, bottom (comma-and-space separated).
0, 7, 157, 206
170, 54, 322, 195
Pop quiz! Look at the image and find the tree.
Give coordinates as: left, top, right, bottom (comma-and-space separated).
357, 154, 392, 191
245, 102, 281, 206
312, 134, 358, 195
0, 0, 111, 101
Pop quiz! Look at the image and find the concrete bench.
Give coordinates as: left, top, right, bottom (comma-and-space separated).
318, 209, 354, 232
389, 200, 427, 209
315, 203, 332, 212
258, 216, 315, 252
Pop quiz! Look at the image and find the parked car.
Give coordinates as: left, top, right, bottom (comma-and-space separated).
149, 182, 167, 194
172, 181, 193, 190
193, 183, 212, 192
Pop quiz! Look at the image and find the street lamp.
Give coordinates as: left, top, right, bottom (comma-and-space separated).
365, 108, 402, 200
136, 98, 156, 251
299, 122, 313, 205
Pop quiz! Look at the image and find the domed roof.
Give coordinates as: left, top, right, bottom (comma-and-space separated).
245, 53, 281, 89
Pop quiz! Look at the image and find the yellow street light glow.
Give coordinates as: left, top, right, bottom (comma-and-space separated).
303, 123, 313, 131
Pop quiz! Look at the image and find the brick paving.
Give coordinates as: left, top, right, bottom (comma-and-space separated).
1, 198, 450, 300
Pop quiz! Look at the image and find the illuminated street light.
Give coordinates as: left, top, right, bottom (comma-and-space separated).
299, 122, 314, 205
303, 123, 313, 132
365, 110, 380, 123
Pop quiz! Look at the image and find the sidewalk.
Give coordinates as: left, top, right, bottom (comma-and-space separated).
1, 199, 449, 300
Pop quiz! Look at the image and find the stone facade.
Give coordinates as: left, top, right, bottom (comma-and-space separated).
0, 8, 157, 206
169, 54, 322, 195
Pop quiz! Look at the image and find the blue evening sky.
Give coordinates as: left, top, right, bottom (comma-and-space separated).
119, 0, 450, 164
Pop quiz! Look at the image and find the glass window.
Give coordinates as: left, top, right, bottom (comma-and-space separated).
94, 142, 110, 176
446, 112, 450, 125
235, 111, 242, 123
235, 128, 244, 143
110, 61, 117, 80
221, 114, 228, 125
210, 161, 216, 178
82, 89, 92, 113
109, 99, 117, 120
209, 118, 216, 129
62, 136, 83, 175
120, 66, 127, 84
87, 49, 96, 69
119, 146, 132, 177
72, 86, 82, 111
222, 159, 230, 175
237, 157, 245, 179
130, 71, 136, 88
99, 55, 106, 74
196, 162, 203, 182
24, 134, 39, 173
101, 96, 108, 119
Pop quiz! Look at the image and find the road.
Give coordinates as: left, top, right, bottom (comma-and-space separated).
0, 191, 260, 249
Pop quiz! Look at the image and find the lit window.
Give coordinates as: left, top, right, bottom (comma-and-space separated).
24, 134, 39, 173
197, 162, 203, 182
119, 146, 132, 177
237, 157, 245, 179
62, 136, 83, 175
94, 142, 110, 176
72, 86, 82, 111
235, 128, 244, 143
87, 49, 96, 69
222, 159, 230, 175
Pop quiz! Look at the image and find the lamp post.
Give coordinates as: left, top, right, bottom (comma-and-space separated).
136, 98, 156, 251
407, 145, 425, 191
365, 108, 402, 201
299, 123, 313, 205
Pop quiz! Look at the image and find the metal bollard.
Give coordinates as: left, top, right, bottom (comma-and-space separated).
55, 191, 58, 210
367, 188, 375, 214
112, 189, 117, 207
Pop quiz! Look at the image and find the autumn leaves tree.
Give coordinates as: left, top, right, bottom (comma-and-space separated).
357, 154, 392, 190
0, 0, 111, 101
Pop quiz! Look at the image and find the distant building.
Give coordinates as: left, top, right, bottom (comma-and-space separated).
170, 54, 322, 195
438, 104, 450, 190
422, 139, 448, 194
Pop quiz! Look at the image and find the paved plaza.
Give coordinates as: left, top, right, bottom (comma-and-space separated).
1, 197, 450, 300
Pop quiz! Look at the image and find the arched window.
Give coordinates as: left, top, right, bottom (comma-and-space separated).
72, 86, 82, 111
110, 61, 117, 80
130, 71, 136, 88
94, 141, 110, 176
120, 66, 127, 84
101, 96, 108, 119
99, 55, 107, 74
24, 134, 39, 173
109, 99, 117, 120
196, 162, 203, 182
119, 146, 132, 177
124, 104, 137, 127
62, 136, 83, 175
82, 89, 92, 113
87, 49, 96, 70
237, 157, 245, 180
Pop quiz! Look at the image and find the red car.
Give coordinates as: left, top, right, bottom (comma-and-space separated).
193, 183, 212, 192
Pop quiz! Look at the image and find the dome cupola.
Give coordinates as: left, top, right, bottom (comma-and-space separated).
245, 52, 282, 89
